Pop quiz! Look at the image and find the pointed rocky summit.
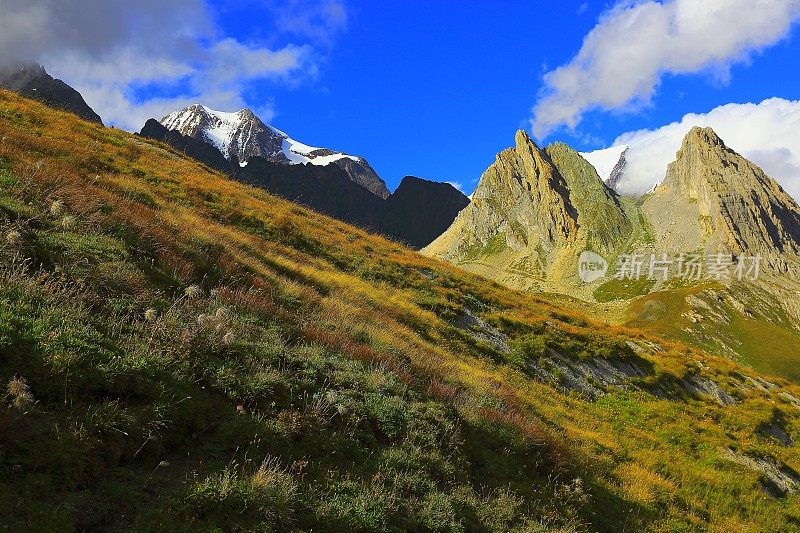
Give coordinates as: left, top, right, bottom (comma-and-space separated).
423, 131, 643, 291
643, 126, 800, 270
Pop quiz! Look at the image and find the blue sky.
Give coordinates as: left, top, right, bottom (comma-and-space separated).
3, 0, 800, 195
215, 1, 800, 193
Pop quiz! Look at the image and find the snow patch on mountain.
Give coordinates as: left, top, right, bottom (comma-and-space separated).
161, 105, 359, 167
160, 104, 391, 199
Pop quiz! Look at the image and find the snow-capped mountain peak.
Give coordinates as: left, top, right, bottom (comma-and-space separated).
160, 104, 390, 198
579, 144, 629, 190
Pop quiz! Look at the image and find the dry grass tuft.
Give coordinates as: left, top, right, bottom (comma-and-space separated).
7, 376, 33, 410
185, 284, 203, 299
5, 230, 22, 245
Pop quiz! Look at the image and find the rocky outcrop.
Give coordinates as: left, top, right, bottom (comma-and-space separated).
451, 308, 510, 354
679, 373, 737, 406
138, 119, 230, 173
526, 350, 651, 400
380, 176, 470, 249
724, 448, 800, 497
0, 61, 102, 124
644, 127, 800, 271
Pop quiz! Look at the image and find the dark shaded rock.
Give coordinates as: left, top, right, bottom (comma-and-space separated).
138, 119, 230, 174
381, 176, 470, 249
234, 157, 386, 231
0, 61, 102, 124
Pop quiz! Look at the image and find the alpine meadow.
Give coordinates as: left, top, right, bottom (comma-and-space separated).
3, 1, 800, 532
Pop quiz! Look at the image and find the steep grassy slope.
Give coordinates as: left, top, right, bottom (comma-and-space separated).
2, 90, 800, 531
621, 281, 800, 383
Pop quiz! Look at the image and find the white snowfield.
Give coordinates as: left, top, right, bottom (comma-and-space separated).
579, 144, 628, 184
161, 105, 362, 167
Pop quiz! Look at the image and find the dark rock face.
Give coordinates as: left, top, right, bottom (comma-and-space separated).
140, 119, 469, 249
139, 119, 230, 173
605, 146, 628, 191
235, 157, 386, 231
160, 104, 391, 199
332, 157, 390, 199
0, 61, 102, 124
381, 176, 470, 249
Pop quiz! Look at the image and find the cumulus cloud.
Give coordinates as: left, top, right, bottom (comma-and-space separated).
0, 0, 335, 129
530, 0, 800, 138
611, 98, 800, 200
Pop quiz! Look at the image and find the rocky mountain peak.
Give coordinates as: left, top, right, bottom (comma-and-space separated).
684, 126, 726, 149
0, 60, 103, 124
237, 108, 258, 120
160, 104, 390, 198
645, 127, 800, 269
424, 131, 630, 290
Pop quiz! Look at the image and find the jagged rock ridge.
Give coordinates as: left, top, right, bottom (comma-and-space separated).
424, 130, 641, 291
160, 104, 390, 199
643, 126, 800, 271
580, 144, 629, 190
138, 120, 469, 249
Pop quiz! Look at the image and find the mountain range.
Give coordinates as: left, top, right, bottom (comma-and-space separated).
161, 104, 392, 199
0, 61, 469, 249
141, 106, 470, 249
4, 59, 800, 374
424, 125, 800, 379
4, 63, 800, 531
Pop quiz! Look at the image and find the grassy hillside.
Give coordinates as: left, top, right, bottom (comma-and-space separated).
623, 282, 800, 383
2, 90, 800, 531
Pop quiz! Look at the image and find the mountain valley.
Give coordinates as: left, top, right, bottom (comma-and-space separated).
1, 41, 800, 530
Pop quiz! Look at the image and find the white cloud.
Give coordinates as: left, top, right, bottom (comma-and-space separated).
530, 0, 800, 138
0, 0, 333, 129
445, 181, 464, 192
611, 98, 800, 200
268, 0, 349, 45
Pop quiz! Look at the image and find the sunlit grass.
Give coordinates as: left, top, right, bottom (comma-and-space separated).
1, 89, 800, 531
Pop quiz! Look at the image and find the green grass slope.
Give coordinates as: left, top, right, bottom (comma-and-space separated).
1, 90, 800, 531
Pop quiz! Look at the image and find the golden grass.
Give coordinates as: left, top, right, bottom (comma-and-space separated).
2, 89, 800, 529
